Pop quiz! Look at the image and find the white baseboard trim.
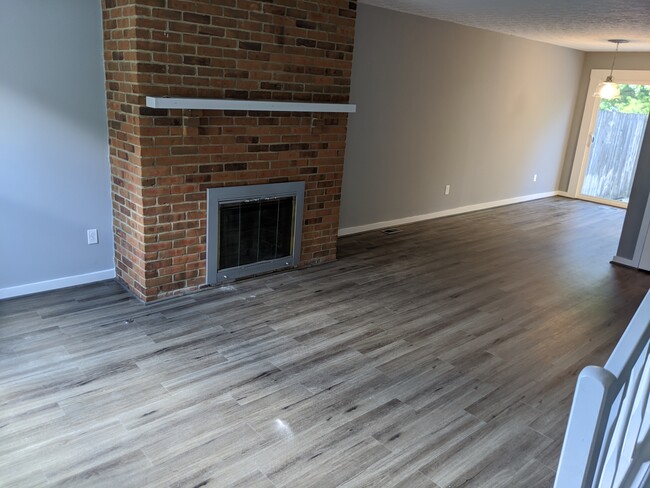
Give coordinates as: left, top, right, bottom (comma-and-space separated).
338, 191, 560, 237
0, 268, 116, 300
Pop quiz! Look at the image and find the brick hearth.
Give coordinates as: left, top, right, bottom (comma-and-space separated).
101, 0, 357, 301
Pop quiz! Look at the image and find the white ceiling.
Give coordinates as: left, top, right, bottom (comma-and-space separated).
360, 0, 650, 52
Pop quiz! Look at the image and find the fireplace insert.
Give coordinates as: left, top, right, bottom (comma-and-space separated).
206, 182, 305, 284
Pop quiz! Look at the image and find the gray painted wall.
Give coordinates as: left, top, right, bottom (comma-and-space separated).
340, 4, 584, 230
559, 52, 650, 191
0, 0, 114, 291
617, 120, 650, 260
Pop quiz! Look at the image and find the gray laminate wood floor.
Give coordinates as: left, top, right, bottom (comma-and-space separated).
2, 197, 650, 487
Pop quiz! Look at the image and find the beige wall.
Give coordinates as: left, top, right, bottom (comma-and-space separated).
340, 3, 584, 231
559, 52, 650, 191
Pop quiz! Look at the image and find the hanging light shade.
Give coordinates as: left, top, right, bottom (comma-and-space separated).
594, 76, 621, 99
593, 39, 628, 100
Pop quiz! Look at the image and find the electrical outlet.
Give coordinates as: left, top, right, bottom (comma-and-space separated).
533, 174, 538, 182
87, 229, 98, 245
444, 184, 451, 195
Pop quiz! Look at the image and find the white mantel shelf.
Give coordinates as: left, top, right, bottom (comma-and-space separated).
145, 96, 356, 113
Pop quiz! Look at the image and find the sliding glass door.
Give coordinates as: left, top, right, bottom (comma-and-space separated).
579, 84, 649, 206
568, 70, 650, 208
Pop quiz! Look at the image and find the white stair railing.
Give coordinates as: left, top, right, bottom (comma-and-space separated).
555, 290, 650, 488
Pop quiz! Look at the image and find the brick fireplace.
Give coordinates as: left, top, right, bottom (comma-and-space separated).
101, 0, 357, 302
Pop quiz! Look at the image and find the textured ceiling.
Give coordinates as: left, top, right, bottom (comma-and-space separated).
360, 0, 650, 52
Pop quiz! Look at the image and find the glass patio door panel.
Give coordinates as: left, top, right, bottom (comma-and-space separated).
580, 84, 650, 205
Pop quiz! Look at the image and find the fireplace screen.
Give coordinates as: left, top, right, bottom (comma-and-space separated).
218, 197, 294, 269
207, 182, 304, 284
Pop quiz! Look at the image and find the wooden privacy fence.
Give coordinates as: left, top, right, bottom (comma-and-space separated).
582, 111, 649, 202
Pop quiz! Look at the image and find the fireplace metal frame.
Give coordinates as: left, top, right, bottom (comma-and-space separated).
206, 182, 305, 285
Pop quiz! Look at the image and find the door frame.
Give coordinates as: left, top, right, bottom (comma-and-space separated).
567, 69, 650, 204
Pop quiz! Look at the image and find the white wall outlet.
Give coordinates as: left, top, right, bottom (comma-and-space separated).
533, 174, 538, 182
444, 184, 451, 195
87, 229, 98, 245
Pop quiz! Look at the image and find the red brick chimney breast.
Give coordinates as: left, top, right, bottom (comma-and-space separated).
101, 0, 357, 301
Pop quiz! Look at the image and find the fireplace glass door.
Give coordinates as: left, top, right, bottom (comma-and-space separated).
218, 197, 295, 270
206, 182, 305, 284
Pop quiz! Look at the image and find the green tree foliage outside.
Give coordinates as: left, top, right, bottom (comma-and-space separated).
600, 84, 650, 114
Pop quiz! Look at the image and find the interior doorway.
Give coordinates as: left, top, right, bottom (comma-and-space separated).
568, 70, 650, 208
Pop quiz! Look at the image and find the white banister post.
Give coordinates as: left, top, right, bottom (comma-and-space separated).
555, 366, 617, 488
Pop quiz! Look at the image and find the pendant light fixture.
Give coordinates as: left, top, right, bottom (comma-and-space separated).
594, 39, 628, 100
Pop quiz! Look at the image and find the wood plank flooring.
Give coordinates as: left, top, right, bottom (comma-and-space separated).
2, 197, 650, 487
